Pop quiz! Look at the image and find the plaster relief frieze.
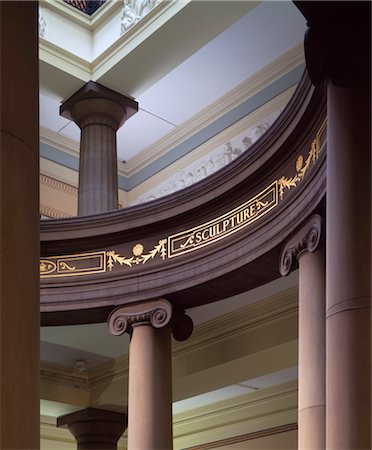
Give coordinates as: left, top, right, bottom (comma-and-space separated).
121, 0, 161, 34
130, 109, 283, 206
39, 8, 47, 38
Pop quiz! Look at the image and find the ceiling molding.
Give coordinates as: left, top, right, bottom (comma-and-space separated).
173, 287, 298, 358
92, 0, 186, 77
183, 423, 297, 450
39, 38, 91, 82
40, 45, 304, 180
41, 360, 90, 391
40, 126, 80, 157
173, 380, 298, 450
120, 44, 304, 176
39, 1, 188, 82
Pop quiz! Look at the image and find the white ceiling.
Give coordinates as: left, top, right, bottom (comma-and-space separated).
40, 1, 306, 162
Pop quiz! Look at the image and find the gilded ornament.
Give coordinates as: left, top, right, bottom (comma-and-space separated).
132, 243, 144, 256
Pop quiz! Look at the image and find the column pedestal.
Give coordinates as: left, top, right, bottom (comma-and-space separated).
57, 408, 127, 450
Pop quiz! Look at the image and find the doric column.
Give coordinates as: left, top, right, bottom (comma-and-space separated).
0, 2, 40, 448
108, 299, 193, 450
60, 81, 138, 216
295, 3, 371, 448
57, 408, 127, 449
280, 215, 325, 450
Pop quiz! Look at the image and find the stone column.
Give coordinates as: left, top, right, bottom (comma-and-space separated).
280, 215, 325, 450
108, 300, 193, 450
0, 2, 40, 449
57, 408, 127, 450
296, 3, 371, 448
326, 70, 371, 449
60, 81, 137, 216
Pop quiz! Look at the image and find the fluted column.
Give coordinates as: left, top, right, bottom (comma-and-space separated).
57, 408, 127, 450
108, 300, 193, 450
0, 2, 40, 448
280, 215, 325, 450
60, 81, 138, 215
295, 2, 371, 448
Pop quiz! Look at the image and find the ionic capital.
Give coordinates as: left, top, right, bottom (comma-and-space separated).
108, 299, 193, 342
279, 214, 323, 276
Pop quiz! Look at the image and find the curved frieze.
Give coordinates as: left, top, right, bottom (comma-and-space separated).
40, 72, 327, 324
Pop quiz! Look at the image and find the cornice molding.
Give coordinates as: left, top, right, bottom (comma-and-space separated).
173, 287, 298, 358
40, 1, 185, 80
173, 380, 298, 449
39, 38, 91, 82
40, 126, 80, 157
183, 423, 297, 450
41, 360, 90, 391
279, 214, 323, 276
120, 44, 304, 176
92, 0, 187, 77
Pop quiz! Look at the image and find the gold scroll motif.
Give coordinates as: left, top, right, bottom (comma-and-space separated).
106, 240, 167, 270
278, 119, 325, 200
40, 121, 326, 278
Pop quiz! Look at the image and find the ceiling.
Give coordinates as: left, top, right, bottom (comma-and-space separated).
39, 0, 304, 420
40, 0, 307, 162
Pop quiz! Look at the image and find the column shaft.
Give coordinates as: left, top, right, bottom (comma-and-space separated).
79, 121, 118, 215
326, 72, 371, 449
298, 249, 325, 450
128, 325, 173, 450
0, 2, 40, 448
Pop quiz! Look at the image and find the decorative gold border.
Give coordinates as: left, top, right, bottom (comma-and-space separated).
40, 251, 106, 278
40, 121, 326, 278
168, 181, 278, 258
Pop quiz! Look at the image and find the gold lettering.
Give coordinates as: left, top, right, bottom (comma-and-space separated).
250, 203, 256, 216
201, 228, 210, 241
222, 219, 230, 232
